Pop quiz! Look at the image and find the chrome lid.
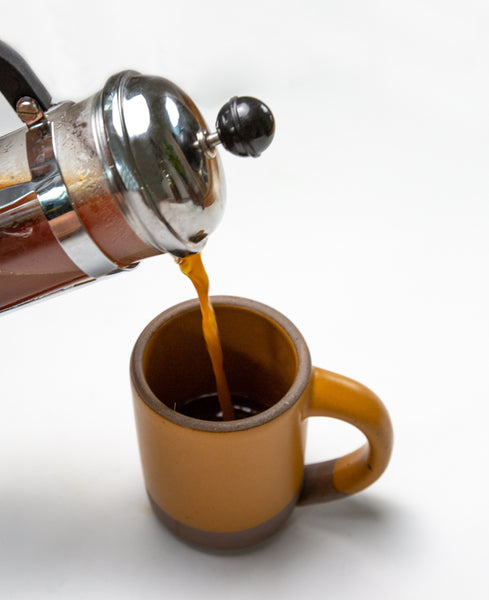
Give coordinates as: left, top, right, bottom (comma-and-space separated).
100, 70, 223, 256
99, 71, 275, 257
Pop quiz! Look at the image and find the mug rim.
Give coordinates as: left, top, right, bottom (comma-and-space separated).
130, 295, 312, 432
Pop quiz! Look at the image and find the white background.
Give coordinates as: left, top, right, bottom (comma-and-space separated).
1, 1, 488, 598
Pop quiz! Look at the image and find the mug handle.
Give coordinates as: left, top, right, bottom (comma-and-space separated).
298, 367, 393, 505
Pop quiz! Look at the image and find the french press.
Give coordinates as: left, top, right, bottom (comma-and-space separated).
0, 40, 274, 312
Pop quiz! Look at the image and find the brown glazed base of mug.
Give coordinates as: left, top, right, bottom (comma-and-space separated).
147, 490, 299, 550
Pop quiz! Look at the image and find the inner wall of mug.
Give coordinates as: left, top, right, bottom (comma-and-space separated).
139, 297, 309, 427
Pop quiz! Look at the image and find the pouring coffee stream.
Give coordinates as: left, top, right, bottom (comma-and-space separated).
177, 253, 235, 421
0, 40, 275, 312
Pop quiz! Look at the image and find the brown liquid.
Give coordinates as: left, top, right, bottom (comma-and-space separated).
177, 253, 235, 420
0, 192, 86, 310
178, 393, 262, 421
0, 186, 158, 312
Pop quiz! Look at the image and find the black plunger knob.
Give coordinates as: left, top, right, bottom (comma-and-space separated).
215, 96, 275, 157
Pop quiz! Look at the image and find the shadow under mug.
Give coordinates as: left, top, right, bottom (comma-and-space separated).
130, 296, 393, 550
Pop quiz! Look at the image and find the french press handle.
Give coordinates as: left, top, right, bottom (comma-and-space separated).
0, 40, 51, 112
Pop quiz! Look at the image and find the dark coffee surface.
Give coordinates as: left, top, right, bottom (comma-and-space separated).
177, 393, 263, 421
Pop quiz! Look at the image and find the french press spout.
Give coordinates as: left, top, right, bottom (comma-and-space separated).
0, 40, 275, 312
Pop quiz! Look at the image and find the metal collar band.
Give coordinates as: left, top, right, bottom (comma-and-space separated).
25, 114, 122, 279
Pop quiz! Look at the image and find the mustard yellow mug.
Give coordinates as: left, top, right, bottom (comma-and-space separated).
130, 296, 393, 550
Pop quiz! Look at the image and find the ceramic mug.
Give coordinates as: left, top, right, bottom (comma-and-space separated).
130, 296, 393, 550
